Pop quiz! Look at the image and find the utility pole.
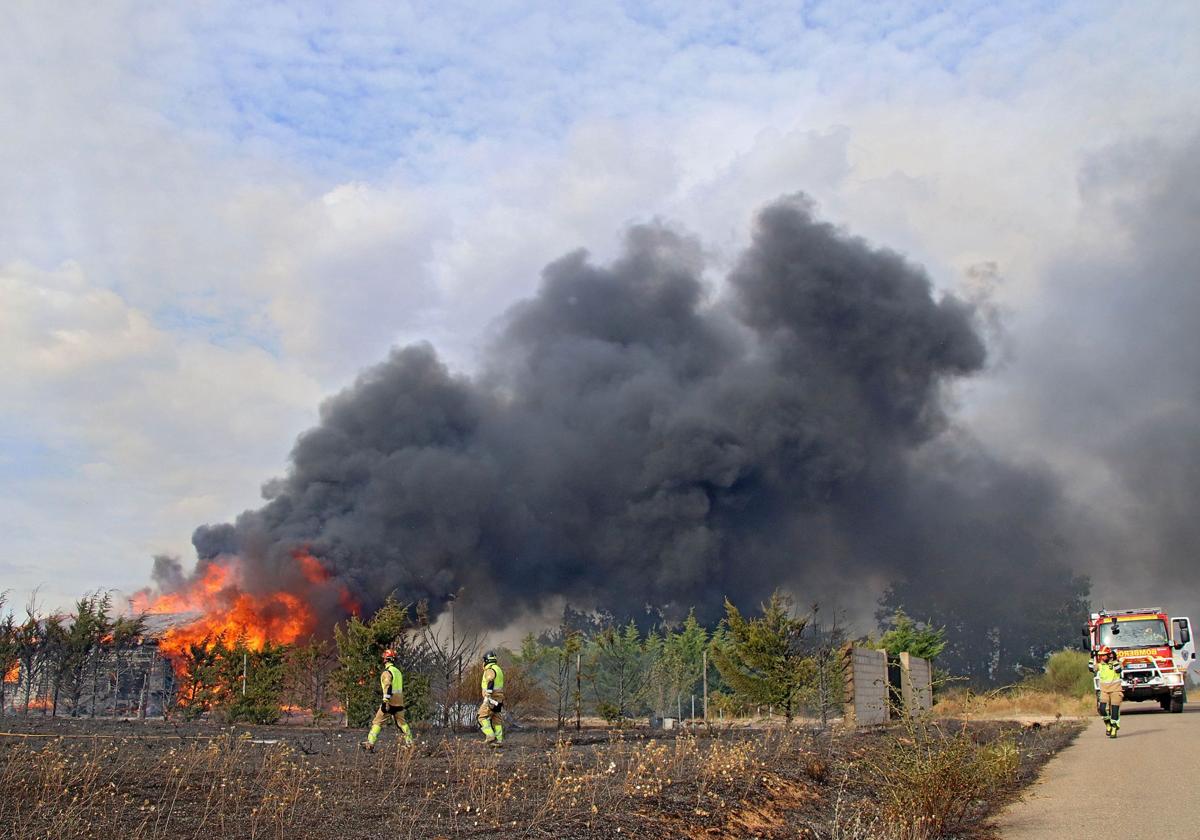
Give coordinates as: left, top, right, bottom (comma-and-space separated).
575, 652, 582, 731
138, 672, 148, 720
448, 591, 456, 729
702, 649, 708, 723
242, 652, 247, 696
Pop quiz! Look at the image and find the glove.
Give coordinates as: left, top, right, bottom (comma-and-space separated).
487, 696, 500, 709
380, 701, 389, 713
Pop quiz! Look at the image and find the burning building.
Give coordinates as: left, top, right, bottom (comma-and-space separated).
133, 550, 359, 664
1, 614, 186, 718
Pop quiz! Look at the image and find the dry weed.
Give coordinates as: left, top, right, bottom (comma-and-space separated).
861, 720, 1019, 837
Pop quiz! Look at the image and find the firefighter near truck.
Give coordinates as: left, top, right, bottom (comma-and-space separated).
1084, 608, 1195, 713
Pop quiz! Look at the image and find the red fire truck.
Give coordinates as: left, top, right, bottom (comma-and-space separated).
1084, 608, 1194, 713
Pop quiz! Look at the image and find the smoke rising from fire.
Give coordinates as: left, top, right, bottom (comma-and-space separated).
147, 194, 1093, 655
974, 135, 1200, 615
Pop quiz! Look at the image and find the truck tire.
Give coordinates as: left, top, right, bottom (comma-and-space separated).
1159, 696, 1171, 711
1170, 691, 1185, 713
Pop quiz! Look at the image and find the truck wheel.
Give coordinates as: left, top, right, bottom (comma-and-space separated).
1159, 696, 1171, 711
1170, 694, 1184, 713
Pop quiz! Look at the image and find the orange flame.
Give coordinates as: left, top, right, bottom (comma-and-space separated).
132, 550, 359, 682
3, 663, 18, 683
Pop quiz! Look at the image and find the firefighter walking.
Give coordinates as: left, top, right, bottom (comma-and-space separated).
361, 648, 414, 752
478, 650, 505, 748
1096, 645, 1123, 738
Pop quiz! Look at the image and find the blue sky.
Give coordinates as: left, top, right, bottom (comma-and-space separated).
1, 0, 1197, 613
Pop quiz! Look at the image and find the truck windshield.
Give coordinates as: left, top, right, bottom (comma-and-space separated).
1099, 619, 1169, 648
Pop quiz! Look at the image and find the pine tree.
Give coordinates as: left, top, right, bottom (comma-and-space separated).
710, 591, 813, 722
220, 639, 287, 725
332, 597, 422, 727
585, 620, 650, 723
654, 610, 708, 720
0, 596, 17, 715
876, 609, 946, 660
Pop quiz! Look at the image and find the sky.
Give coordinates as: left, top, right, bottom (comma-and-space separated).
2, 1, 1198, 623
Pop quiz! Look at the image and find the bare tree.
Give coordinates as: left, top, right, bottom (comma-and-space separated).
543, 626, 583, 729
802, 604, 848, 728
419, 596, 486, 728
284, 637, 339, 723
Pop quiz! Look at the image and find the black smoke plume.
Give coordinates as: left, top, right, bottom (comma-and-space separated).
178, 194, 1089, 680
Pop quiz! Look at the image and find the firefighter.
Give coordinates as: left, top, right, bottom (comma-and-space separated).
361, 648, 414, 752
478, 650, 505, 747
1096, 645, 1123, 738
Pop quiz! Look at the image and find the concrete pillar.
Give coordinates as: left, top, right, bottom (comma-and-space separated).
899, 652, 933, 716
843, 646, 889, 726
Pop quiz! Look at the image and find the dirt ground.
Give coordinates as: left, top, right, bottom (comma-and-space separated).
0, 714, 1081, 839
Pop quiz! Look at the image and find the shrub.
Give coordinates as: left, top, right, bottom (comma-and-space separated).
1039, 649, 1093, 697
597, 701, 623, 723
865, 722, 1018, 836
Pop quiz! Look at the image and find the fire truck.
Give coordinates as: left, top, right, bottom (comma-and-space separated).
1084, 608, 1195, 713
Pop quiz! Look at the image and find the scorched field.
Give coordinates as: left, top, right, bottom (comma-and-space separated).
0, 716, 1079, 840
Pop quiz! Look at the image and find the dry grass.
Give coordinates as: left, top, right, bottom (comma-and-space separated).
933, 686, 1092, 719
0, 729, 799, 839
0, 734, 320, 840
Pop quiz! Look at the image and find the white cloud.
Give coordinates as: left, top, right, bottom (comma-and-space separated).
0, 261, 323, 602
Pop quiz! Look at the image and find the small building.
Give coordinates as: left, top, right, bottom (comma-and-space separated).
1, 614, 187, 718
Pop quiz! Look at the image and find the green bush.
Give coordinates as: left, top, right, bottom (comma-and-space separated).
1039, 649, 1093, 697
597, 701, 623, 724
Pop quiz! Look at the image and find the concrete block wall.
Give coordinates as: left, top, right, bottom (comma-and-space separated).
843, 646, 889, 726
900, 652, 932, 717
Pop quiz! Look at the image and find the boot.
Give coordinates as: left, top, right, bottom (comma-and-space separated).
359, 740, 376, 753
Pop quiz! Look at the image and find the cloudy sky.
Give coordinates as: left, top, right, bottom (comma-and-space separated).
2, 1, 1198, 615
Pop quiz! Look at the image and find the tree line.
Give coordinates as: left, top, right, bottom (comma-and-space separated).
0, 592, 148, 718
1, 589, 948, 728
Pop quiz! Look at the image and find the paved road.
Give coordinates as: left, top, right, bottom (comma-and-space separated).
996, 702, 1200, 838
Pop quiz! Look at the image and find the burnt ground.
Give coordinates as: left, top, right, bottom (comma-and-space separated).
0, 714, 1081, 839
